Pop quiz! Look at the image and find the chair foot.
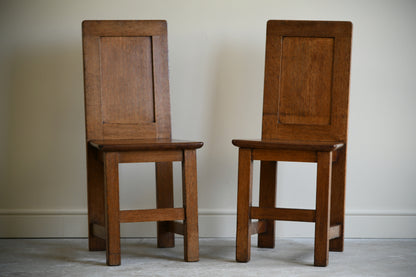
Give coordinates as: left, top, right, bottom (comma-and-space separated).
236, 149, 253, 263
182, 150, 200, 262
185, 256, 199, 262
314, 259, 329, 267
329, 237, 344, 252
106, 253, 121, 266
236, 255, 250, 263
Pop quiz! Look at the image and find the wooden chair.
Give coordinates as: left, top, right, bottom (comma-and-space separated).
82, 20, 202, 266
233, 20, 352, 266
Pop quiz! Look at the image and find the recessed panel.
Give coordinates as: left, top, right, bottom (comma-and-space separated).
100, 36, 155, 124
279, 37, 334, 126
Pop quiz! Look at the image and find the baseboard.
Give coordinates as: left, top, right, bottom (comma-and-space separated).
0, 209, 415, 238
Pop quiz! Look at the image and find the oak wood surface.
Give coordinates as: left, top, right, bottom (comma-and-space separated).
262, 20, 352, 142
86, 146, 106, 251
170, 222, 185, 235
118, 150, 183, 163
251, 207, 316, 222
250, 220, 267, 235
119, 208, 185, 223
90, 139, 203, 152
232, 139, 344, 152
182, 150, 199, 262
233, 20, 352, 267
314, 152, 333, 266
82, 20, 201, 265
329, 147, 347, 251
252, 149, 317, 163
156, 162, 175, 248
83, 20, 171, 141
236, 149, 253, 262
104, 152, 121, 266
100, 36, 155, 124
258, 161, 277, 248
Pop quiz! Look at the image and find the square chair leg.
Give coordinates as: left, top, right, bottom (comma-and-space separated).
156, 162, 175, 248
258, 161, 277, 248
104, 152, 121, 266
87, 146, 106, 251
314, 152, 333, 267
330, 148, 347, 252
236, 148, 253, 262
182, 150, 199, 262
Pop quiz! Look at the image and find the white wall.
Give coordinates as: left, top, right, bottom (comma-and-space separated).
0, 0, 415, 238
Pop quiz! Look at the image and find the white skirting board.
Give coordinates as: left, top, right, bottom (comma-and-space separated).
0, 209, 415, 238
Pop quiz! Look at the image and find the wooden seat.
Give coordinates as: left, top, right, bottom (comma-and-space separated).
232, 139, 344, 152
233, 20, 352, 266
82, 20, 202, 266
90, 139, 204, 152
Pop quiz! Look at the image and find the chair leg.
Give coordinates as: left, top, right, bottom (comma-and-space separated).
330, 148, 347, 252
104, 152, 121, 266
314, 151, 332, 267
182, 149, 199, 262
156, 162, 175, 248
87, 146, 106, 251
258, 161, 277, 248
236, 148, 253, 262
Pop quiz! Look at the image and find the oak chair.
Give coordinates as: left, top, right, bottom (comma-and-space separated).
82, 20, 202, 266
233, 20, 352, 266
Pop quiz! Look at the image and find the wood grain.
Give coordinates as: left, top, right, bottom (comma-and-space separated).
252, 149, 317, 163
90, 139, 203, 151
82, 20, 171, 141
330, 147, 347, 251
104, 152, 121, 266
236, 148, 253, 262
82, 20, 202, 265
182, 150, 199, 262
170, 222, 185, 235
233, 139, 344, 152
119, 208, 184, 223
314, 151, 332, 267
251, 207, 316, 222
118, 150, 183, 163
261, 20, 352, 141
232, 20, 352, 266
100, 36, 154, 124
279, 37, 334, 125
156, 162, 175, 248
86, 146, 106, 251
258, 161, 277, 248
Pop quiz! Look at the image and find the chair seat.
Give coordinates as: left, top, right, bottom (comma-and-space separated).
89, 139, 204, 152
232, 139, 344, 152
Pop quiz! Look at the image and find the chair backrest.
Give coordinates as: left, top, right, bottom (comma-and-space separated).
262, 20, 352, 142
82, 20, 171, 141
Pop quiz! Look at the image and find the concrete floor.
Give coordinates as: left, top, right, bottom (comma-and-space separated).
0, 238, 415, 276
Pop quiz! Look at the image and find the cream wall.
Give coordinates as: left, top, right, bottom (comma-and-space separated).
1, 0, 415, 238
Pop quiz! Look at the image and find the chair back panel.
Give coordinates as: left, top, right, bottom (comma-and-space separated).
82, 20, 171, 141
262, 20, 352, 141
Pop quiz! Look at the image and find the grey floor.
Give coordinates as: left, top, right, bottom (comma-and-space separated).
0, 238, 415, 276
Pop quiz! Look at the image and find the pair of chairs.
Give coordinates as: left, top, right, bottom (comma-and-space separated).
82, 20, 352, 267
